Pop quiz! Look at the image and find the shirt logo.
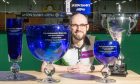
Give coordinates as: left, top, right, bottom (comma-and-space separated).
81, 50, 93, 58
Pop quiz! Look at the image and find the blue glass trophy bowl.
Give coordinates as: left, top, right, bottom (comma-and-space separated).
26, 24, 70, 83
94, 40, 120, 83
6, 18, 23, 80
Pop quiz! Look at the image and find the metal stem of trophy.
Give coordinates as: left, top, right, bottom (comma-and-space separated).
109, 3, 127, 76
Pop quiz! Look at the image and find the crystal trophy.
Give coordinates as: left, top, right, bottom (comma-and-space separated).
101, 3, 138, 76
6, 18, 23, 80
26, 24, 70, 83
94, 40, 120, 83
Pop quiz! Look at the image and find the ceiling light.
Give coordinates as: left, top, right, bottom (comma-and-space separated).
93, 1, 97, 3
33, 0, 37, 5
3, 0, 5, 2
121, 0, 126, 4
6, 1, 10, 4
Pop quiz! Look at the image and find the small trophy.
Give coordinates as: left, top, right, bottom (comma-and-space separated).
94, 40, 120, 83
4, 18, 36, 81
101, 3, 138, 76
6, 18, 23, 80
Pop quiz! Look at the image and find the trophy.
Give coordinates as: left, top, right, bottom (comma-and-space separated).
65, 0, 72, 15
101, 3, 138, 76
6, 18, 23, 80
26, 24, 70, 83
94, 40, 120, 83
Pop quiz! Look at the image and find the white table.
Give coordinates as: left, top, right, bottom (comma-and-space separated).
0, 70, 139, 84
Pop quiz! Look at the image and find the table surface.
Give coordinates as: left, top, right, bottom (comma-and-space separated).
0, 70, 139, 84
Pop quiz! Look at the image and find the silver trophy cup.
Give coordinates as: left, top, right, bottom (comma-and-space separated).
101, 13, 138, 76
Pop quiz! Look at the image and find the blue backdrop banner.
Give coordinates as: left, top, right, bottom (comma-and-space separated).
71, 0, 91, 15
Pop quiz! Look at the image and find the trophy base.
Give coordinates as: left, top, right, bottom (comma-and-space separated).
96, 78, 116, 83
109, 63, 128, 77
37, 78, 60, 84
0, 72, 36, 81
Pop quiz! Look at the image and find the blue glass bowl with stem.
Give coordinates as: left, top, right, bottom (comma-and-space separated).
93, 40, 120, 83
26, 24, 70, 83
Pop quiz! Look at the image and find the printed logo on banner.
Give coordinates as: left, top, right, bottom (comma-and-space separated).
65, 0, 91, 15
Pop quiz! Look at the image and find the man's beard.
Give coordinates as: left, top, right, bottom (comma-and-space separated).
72, 32, 86, 41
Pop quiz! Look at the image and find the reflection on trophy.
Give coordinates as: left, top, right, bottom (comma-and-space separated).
101, 3, 138, 76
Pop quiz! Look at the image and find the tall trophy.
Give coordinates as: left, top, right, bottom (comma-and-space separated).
101, 3, 138, 76
6, 18, 23, 80
26, 24, 70, 83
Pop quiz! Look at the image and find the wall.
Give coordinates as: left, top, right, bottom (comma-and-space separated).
0, 33, 140, 74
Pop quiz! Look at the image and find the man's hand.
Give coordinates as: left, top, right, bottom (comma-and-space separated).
41, 61, 47, 72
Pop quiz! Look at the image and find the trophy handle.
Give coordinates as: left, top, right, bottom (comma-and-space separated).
101, 14, 107, 29
128, 14, 138, 36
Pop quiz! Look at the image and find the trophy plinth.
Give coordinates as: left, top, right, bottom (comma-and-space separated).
109, 63, 127, 76
109, 52, 128, 76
